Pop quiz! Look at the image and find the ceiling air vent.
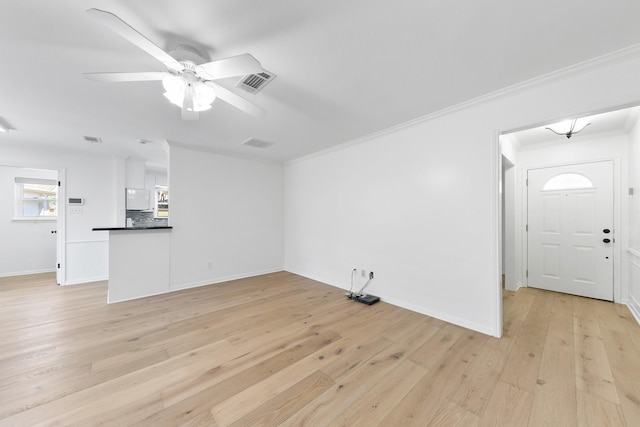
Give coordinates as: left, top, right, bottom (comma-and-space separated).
241, 137, 275, 149
83, 135, 102, 143
236, 70, 276, 94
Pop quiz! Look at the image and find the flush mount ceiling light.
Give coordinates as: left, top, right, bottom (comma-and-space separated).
545, 118, 591, 139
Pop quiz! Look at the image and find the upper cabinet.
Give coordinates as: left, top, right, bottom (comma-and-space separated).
145, 170, 168, 190
125, 157, 146, 189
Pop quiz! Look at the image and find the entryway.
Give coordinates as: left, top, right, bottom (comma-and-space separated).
500, 105, 638, 306
527, 161, 614, 300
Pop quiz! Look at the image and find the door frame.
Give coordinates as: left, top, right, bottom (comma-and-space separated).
57, 168, 66, 285
521, 156, 625, 303
0, 163, 64, 281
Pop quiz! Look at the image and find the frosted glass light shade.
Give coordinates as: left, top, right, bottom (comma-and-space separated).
162, 75, 215, 112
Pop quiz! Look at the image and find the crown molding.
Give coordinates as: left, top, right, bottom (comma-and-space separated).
167, 140, 282, 165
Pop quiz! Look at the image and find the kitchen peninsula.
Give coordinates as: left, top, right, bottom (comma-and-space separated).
92, 226, 172, 303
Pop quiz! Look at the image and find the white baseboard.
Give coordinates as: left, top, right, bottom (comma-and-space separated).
505, 281, 523, 292
381, 294, 495, 336
63, 276, 108, 286
170, 267, 285, 292
106, 268, 286, 304
0, 268, 56, 278
284, 268, 495, 336
627, 294, 640, 326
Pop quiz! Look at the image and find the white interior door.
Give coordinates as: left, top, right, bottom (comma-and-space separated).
527, 161, 613, 300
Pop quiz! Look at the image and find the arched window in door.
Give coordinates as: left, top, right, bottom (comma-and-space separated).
542, 173, 594, 191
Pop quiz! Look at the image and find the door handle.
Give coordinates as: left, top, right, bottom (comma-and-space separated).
603, 238, 611, 243
603, 229, 611, 234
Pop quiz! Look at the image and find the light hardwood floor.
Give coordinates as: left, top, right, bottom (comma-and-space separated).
1, 272, 640, 426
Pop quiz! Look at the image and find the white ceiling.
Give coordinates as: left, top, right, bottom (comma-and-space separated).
2, 0, 640, 168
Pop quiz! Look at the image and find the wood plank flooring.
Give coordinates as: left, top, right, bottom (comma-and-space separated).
1, 272, 640, 426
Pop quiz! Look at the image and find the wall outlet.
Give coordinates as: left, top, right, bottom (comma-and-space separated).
355, 268, 374, 280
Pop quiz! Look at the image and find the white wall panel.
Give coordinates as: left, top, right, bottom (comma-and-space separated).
169, 146, 284, 290
64, 240, 108, 285
628, 250, 640, 324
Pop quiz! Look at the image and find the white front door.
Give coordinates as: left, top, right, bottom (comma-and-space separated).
527, 161, 614, 300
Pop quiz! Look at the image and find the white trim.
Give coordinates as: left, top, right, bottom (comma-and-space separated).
622, 106, 640, 133
106, 268, 285, 304
64, 276, 108, 286
627, 294, 640, 326
628, 248, 640, 258
57, 168, 66, 285
381, 294, 495, 336
0, 268, 56, 278
170, 268, 284, 292
628, 250, 640, 324
11, 217, 57, 222
493, 130, 503, 337
287, 43, 640, 166
285, 268, 496, 336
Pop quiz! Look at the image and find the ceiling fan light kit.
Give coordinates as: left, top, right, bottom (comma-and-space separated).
162, 75, 216, 112
84, 8, 266, 120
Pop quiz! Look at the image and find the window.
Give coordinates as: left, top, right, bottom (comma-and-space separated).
542, 173, 594, 191
15, 177, 58, 219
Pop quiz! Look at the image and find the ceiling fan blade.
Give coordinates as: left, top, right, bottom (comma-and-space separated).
206, 82, 266, 118
87, 8, 183, 72
199, 54, 262, 79
84, 71, 167, 82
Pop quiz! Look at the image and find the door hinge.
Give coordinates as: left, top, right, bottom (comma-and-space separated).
526, 224, 528, 232
526, 178, 528, 186
526, 270, 528, 278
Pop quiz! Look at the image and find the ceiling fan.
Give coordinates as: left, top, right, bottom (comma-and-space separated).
84, 8, 266, 120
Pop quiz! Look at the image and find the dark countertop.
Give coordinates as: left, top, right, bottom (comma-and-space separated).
92, 226, 173, 231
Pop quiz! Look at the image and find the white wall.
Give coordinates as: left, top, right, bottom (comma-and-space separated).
169, 145, 284, 290
628, 118, 640, 321
0, 142, 120, 284
516, 133, 629, 303
0, 166, 58, 276
285, 47, 640, 336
